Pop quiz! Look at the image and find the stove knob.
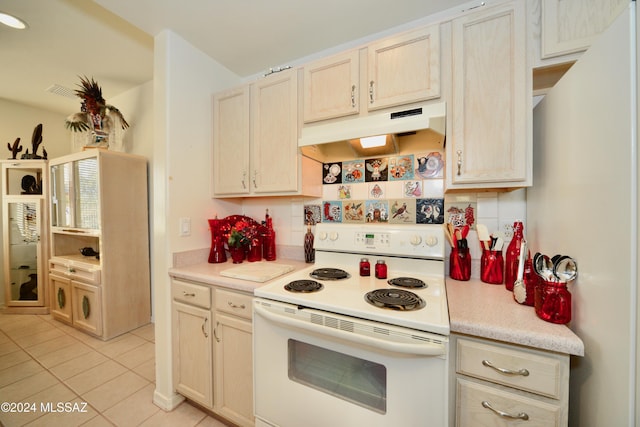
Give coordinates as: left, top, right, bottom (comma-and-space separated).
329, 232, 339, 241
425, 235, 438, 247
318, 231, 328, 241
410, 235, 422, 246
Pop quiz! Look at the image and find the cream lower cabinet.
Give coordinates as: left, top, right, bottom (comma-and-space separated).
452, 334, 569, 426
49, 258, 103, 337
447, 0, 531, 191
171, 279, 254, 427
213, 289, 254, 427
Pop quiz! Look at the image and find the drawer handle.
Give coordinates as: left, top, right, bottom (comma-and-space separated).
481, 401, 529, 421
182, 292, 196, 297
482, 359, 530, 377
228, 301, 246, 309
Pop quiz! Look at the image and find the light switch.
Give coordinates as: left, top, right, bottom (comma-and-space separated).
179, 217, 191, 236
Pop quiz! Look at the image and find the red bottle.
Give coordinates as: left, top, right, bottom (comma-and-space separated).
360, 258, 371, 276
262, 209, 276, 261
504, 221, 524, 291
375, 260, 387, 279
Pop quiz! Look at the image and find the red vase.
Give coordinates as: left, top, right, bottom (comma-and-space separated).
230, 247, 246, 263
247, 239, 262, 262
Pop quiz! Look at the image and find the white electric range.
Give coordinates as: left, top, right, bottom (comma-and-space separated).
253, 223, 450, 427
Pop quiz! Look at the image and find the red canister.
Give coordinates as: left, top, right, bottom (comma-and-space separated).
375, 260, 387, 279
360, 258, 371, 276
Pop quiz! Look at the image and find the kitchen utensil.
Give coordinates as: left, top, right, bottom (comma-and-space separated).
553, 256, 578, 282
534, 252, 555, 282
476, 224, 490, 249
513, 241, 527, 303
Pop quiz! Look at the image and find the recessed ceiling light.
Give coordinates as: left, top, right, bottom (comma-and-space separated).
0, 12, 27, 29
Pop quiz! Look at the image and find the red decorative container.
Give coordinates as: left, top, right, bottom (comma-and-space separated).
229, 247, 246, 264
208, 218, 227, 264
504, 221, 524, 291
480, 250, 504, 284
247, 238, 262, 262
535, 280, 572, 324
449, 247, 471, 281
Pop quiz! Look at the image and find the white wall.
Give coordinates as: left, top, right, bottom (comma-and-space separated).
151, 29, 244, 410
0, 99, 71, 159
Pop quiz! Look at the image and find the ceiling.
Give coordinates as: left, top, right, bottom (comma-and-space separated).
0, 0, 470, 115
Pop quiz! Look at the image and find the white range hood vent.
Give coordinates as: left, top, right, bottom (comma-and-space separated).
299, 102, 446, 163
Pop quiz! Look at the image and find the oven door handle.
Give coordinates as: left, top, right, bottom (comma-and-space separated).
254, 304, 446, 357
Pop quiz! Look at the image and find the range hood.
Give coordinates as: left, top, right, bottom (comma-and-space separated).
299, 102, 446, 163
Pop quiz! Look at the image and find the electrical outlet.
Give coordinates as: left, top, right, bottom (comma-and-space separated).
179, 217, 191, 237
502, 222, 514, 240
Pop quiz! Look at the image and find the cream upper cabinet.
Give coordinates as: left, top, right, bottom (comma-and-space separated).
540, 0, 628, 60
212, 86, 251, 195
302, 25, 440, 124
251, 69, 299, 194
303, 50, 360, 122
447, 0, 531, 190
367, 25, 440, 111
213, 69, 321, 198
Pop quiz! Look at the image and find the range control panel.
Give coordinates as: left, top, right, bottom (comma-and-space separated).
314, 223, 444, 260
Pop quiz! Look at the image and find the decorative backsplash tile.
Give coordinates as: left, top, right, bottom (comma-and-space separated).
307, 150, 445, 225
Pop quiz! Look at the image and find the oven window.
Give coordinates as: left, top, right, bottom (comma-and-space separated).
288, 339, 386, 414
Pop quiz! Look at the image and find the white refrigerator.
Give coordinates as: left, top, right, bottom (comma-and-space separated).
527, 2, 638, 426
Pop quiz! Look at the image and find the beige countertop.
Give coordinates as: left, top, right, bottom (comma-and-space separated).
169, 258, 311, 294
169, 252, 584, 357
447, 278, 584, 356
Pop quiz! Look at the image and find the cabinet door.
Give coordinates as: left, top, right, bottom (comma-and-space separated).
214, 312, 254, 427
541, 0, 627, 59
367, 25, 440, 111
50, 274, 72, 324
212, 86, 251, 196
448, 1, 530, 189
71, 281, 102, 337
173, 301, 213, 409
303, 50, 359, 123
251, 69, 298, 194
4, 200, 44, 307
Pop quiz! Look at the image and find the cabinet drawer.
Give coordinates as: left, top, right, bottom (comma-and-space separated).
456, 378, 563, 427
456, 338, 565, 399
50, 259, 101, 285
172, 280, 211, 309
215, 289, 252, 320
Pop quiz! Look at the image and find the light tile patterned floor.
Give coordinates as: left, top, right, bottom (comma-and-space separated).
0, 312, 231, 427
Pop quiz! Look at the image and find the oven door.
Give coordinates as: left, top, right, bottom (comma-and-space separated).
253, 298, 449, 427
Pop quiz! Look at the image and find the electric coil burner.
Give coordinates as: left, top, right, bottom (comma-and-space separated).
310, 268, 350, 280
285, 280, 324, 293
387, 277, 427, 289
365, 289, 426, 311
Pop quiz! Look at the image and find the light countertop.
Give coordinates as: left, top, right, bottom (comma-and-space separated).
168, 255, 584, 357
169, 258, 311, 294
447, 278, 584, 356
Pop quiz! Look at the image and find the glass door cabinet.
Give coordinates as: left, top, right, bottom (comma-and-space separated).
1, 160, 49, 313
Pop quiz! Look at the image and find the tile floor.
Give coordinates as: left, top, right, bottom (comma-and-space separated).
0, 312, 231, 427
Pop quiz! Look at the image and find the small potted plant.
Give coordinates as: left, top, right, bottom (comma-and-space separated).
227, 220, 257, 263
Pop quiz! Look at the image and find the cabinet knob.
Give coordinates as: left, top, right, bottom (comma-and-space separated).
241, 171, 247, 189
351, 85, 356, 108
456, 150, 463, 176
